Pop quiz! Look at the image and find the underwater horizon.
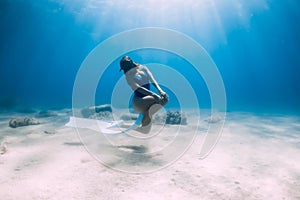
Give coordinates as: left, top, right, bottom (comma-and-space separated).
0, 0, 299, 114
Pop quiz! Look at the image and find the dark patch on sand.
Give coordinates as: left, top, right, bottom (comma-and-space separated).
63, 142, 83, 146
117, 145, 148, 153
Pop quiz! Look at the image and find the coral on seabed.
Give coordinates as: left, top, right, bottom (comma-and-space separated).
153, 110, 187, 125
9, 117, 40, 128
81, 104, 112, 118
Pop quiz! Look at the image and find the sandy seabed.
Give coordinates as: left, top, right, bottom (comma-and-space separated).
0, 109, 300, 200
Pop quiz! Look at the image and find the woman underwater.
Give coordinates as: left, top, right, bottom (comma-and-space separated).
119, 56, 168, 133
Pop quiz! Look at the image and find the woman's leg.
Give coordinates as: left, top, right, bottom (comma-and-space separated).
133, 95, 163, 127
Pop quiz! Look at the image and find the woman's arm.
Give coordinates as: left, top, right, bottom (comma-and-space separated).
143, 66, 169, 105
125, 75, 161, 102
143, 66, 165, 95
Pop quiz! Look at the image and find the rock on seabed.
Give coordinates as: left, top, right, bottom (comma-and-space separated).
9, 117, 40, 128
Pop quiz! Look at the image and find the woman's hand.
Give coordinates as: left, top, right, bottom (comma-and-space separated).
152, 93, 162, 104
159, 91, 169, 106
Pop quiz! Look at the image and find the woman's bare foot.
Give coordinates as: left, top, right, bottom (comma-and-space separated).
135, 123, 152, 134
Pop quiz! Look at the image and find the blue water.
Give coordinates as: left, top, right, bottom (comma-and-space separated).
0, 0, 299, 113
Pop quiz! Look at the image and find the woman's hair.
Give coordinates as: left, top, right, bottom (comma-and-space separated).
119, 56, 137, 73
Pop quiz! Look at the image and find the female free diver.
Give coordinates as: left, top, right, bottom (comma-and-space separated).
119, 56, 168, 132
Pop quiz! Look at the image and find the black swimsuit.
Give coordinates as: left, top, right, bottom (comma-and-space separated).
134, 83, 150, 97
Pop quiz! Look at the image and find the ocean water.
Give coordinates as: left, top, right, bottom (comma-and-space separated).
0, 0, 299, 113
1, 1, 300, 198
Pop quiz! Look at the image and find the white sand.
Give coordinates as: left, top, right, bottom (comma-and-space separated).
0, 110, 300, 200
